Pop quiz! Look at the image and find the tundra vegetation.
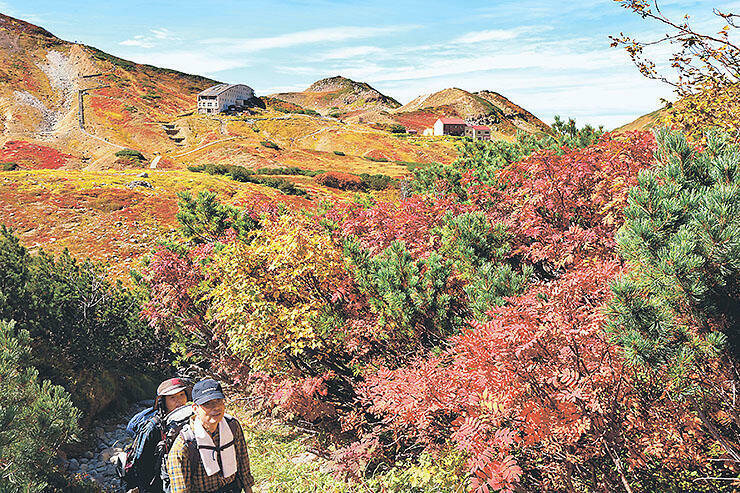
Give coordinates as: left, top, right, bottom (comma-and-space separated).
3, 3, 740, 492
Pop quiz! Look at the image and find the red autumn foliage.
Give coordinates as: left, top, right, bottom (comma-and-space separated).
322, 194, 471, 257
363, 260, 712, 491
315, 171, 363, 191
0, 140, 73, 169
141, 128, 724, 491
466, 132, 656, 268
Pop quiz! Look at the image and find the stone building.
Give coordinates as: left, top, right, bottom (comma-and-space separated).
197, 83, 254, 114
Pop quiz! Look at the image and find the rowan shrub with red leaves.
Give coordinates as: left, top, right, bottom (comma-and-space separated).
465, 132, 657, 268
142, 129, 731, 491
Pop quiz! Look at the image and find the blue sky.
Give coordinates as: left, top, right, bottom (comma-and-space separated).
2, 0, 736, 128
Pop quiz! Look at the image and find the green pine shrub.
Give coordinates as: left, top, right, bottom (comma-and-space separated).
359, 173, 394, 191
0, 320, 80, 493
176, 190, 259, 244
114, 148, 145, 161
608, 127, 740, 461
188, 164, 307, 196
260, 140, 280, 150
0, 226, 168, 420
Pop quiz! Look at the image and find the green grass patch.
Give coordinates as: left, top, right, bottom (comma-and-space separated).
394, 160, 426, 170
260, 140, 280, 150
115, 149, 145, 161
189, 163, 307, 196
240, 420, 350, 492
0, 162, 18, 171
256, 166, 321, 177
333, 151, 345, 156
364, 155, 389, 163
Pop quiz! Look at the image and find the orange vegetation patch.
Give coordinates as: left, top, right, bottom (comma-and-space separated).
0, 140, 73, 169
393, 110, 444, 132
263, 97, 305, 113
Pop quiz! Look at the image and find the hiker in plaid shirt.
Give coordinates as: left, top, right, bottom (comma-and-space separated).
166, 379, 254, 493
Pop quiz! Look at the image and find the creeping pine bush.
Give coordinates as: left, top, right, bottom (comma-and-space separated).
260, 140, 280, 150
115, 148, 146, 161
609, 128, 740, 462
189, 163, 307, 195
0, 320, 80, 493
0, 226, 167, 384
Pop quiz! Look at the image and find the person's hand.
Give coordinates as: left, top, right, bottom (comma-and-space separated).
126, 488, 139, 493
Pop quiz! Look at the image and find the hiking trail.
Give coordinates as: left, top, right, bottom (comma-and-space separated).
64, 400, 153, 491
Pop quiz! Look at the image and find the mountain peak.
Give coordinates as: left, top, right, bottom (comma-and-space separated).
269, 75, 400, 115
0, 13, 60, 42
305, 75, 356, 92
394, 87, 549, 136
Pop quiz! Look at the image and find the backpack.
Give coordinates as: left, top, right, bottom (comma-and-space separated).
126, 405, 157, 437
117, 404, 193, 493
160, 415, 240, 493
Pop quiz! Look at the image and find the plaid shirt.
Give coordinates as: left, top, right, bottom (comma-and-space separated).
166, 415, 254, 493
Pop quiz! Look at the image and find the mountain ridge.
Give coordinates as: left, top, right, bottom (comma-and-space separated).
269, 75, 401, 116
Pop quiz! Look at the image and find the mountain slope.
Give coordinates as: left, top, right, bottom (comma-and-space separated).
393, 87, 549, 136
0, 12, 218, 165
269, 76, 401, 116
613, 106, 668, 133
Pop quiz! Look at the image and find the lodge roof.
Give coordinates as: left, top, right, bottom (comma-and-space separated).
198, 83, 252, 97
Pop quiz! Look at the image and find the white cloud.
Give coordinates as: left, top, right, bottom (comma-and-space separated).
120, 37, 155, 48
274, 65, 322, 75
258, 83, 308, 95
119, 28, 177, 49
150, 28, 174, 40
200, 25, 418, 53
451, 29, 520, 44
123, 50, 248, 75
316, 45, 387, 61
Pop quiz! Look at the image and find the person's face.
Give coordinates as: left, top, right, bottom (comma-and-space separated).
193, 398, 225, 432
163, 390, 188, 413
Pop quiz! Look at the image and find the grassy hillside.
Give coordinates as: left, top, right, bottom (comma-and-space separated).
393, 87, 550, 137
269, 76, 401, 118
613, 106, 669, 133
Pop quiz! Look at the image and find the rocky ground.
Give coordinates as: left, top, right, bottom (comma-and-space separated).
65, 400, 154, 492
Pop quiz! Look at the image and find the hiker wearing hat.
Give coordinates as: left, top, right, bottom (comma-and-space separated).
119, 377, 192, 493
166, 379, 254, 493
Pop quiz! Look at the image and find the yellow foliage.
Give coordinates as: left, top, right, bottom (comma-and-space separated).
663, 83, 740, 139
206, 215, 347, 371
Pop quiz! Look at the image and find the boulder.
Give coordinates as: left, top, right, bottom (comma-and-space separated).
126, 180, 152, 189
